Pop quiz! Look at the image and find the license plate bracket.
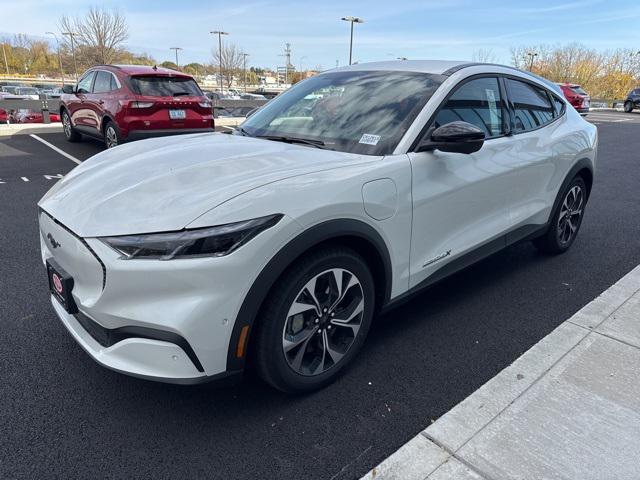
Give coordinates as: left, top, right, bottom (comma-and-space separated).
47, 259, 78, 314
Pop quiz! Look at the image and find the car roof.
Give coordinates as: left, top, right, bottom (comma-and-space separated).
95, 64, 191, 77
333, 60, 468, 75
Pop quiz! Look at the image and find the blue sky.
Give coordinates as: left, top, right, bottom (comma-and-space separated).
2, 0, 639, 70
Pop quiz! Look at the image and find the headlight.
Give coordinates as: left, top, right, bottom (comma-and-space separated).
100, 214, 283, 260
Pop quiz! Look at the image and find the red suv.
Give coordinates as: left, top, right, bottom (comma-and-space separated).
60, 65, 214, 148
558, 83, 590, 115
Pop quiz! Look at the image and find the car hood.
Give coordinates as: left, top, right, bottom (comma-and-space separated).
39, 132, 372, 237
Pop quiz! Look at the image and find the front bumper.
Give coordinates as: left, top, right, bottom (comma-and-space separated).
126, 127, 215, 141
39, 210, 300, 384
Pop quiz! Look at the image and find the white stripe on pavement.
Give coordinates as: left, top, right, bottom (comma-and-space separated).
29, 134, 82, 165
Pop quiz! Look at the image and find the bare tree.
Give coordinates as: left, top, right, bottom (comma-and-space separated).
60, 7, 128, 65
472, 48, 498, 63
211, 42, 243, 88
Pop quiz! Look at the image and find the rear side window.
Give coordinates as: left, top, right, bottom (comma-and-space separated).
130, 76, 202, 97
93, 71, 114, 93
76, 72, 95, 94
552, 96, 565, 117
433, 77, 505, 138
506, 79, 555, 133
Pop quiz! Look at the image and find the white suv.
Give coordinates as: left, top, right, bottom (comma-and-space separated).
39, 61, 597, 392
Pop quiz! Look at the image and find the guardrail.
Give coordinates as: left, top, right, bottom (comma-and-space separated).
1, 97, 268, 124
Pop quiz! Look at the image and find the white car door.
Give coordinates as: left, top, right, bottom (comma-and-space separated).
407, 76, 514, 289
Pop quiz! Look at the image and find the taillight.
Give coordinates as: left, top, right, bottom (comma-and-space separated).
130, 101, 154, 109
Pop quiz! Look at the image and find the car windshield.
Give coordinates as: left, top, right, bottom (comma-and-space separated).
240, 70, 443, 155
19, 88, 39, 95
129, 76, 202, 97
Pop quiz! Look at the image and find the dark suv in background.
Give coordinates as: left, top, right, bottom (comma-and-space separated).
624, 88, 640, 113
60, 65, 214, 148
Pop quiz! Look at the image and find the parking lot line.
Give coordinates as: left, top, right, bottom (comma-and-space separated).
29, 134, 82, 165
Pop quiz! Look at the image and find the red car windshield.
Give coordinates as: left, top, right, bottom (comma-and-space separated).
129, 76, 202, 97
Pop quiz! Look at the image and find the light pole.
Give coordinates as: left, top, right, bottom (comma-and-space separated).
299, 55, 307, 74
62, 31, 78, 80
241, 52, 249, 92
526, 51, 538, 71
169, 47, 183, 70
46, 32, 65, 85
341, 16, 364, 66
210, 30, 229, 93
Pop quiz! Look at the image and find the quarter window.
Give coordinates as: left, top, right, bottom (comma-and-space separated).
506, 79, 555, 133
552, 96, 565, 117
76, 72, 95, 94
92, 71, 114, 93
433, 77, 505, 138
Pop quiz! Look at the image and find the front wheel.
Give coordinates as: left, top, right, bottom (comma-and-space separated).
624, 101, 633, 113
533, 176, 587, 254
253, 247, 375, 393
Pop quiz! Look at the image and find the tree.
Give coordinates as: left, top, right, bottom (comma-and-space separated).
59, 7, 128, 65
211, 42, 243, 88
472, 49, 498, 63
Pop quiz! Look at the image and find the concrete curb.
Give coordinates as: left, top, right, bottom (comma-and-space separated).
362, 264, 640, 480
0, 123, 63, 137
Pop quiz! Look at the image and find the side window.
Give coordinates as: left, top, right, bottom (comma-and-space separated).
433, 77, 504, 138
110, 74, 119, 91
552, 95, 565, 117
506, 78, 555, 133
76, 71, 95, 94
92, 71, 113, 94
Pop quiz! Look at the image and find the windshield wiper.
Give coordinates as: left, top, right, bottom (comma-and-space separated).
256, 135, 327, 149
236, 126, 251, 136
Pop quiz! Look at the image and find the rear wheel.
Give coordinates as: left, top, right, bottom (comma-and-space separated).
62, 110, 81, 142
533, 176, 587, 254
104, 121, 122, 149
624, 101, 633, 113
253, 246, 375, 393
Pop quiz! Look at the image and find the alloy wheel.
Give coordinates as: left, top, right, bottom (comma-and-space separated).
63, 113, 71, 138
557, 185, 584, 246
105, 125, 118, 148
282, 268, 364, 376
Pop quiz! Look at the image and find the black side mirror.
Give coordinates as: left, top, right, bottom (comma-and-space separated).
61, 84, 75, 94
417, 121, 485, 154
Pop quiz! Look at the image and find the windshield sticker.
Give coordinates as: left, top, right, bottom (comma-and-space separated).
359, 134, 381, 146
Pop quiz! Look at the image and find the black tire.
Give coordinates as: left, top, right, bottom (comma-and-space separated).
533, 176, 587, 254
103, 120, 122, 149
252, 246, 375, 393
624, 101, 633, 113
61, 110, 81, 142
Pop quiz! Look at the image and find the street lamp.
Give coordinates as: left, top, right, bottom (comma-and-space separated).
210, 30, 229, 94
62, 31, 79, 80
241, 52, 249, 92
526, 51, 538, 71
46, 32, 65, 85
169, 47, 183, 70
299, 55, 307, 74
341, 16, 364, 66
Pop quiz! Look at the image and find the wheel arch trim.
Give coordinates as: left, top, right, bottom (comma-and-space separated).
549, 157, 594, 224
225, 218, 393, 372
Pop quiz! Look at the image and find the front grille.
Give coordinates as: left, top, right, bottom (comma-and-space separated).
40, 209, 107, 290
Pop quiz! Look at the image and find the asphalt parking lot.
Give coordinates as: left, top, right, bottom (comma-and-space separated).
1, 112, 640, 480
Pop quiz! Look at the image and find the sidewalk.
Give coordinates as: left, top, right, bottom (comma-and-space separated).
363, 265, 640, 480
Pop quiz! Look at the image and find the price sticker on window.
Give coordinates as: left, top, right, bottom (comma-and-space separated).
359, 134, 381, 146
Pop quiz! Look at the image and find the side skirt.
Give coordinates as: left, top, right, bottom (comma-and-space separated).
381, 222, 548, 314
